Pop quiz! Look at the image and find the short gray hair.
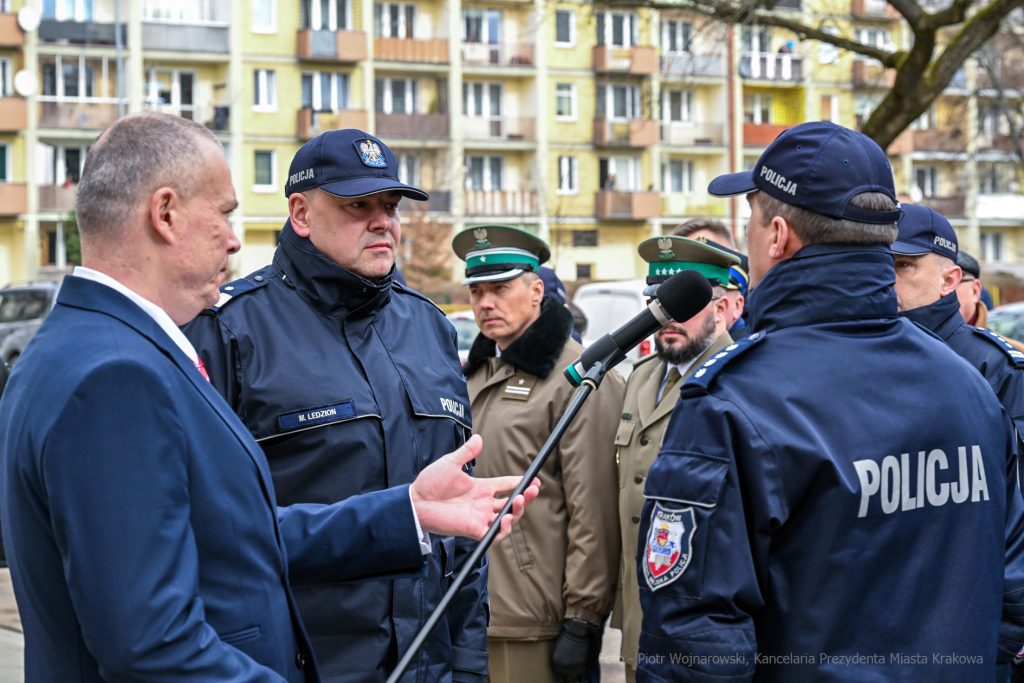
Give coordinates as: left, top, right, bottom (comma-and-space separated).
672, 218, 734, 247
754, 191, 898, 245
76, 112, 221, 237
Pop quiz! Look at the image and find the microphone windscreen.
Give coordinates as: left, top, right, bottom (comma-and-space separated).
656, 270, 715, 322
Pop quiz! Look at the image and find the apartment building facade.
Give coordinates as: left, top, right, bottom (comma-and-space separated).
0, 0, 1021, 289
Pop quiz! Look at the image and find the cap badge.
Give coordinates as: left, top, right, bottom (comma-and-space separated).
474, 228, 490, 249
658, 237, 675, 260
358, 140, 387, 168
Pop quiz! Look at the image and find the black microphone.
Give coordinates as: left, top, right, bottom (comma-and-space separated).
563, 270, 714, 387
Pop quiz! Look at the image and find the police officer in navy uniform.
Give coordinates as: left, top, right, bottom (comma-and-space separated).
184, 130, 489, 683
635, 122, 1024, 682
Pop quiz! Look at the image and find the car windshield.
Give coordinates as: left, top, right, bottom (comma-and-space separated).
988, 309, 1024, 342
450, 317, 480, 352
0, 291, 51, 323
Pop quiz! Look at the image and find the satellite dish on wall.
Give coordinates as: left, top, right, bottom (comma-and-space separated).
17, 6, 41, 33
737, 60, 752, 79
14, 70, 38, 98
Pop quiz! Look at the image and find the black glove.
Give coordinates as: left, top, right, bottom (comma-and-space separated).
550, 618, 600, 682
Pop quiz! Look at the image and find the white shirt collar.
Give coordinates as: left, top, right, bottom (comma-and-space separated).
657, 356, 701, 403
72, 266, 199, 364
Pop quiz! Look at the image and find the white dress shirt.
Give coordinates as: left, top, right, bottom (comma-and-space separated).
656, 357, 700, 404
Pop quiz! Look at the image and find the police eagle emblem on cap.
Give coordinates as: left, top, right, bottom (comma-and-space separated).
358, 140, 387, 168
474, 228, 490, 249
658, 237, 675, 260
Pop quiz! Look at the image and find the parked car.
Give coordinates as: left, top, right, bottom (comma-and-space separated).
0, 281, 62, 367
571, 279, 654, 379
446, 309, 480, 365
987, 301, 1024, 342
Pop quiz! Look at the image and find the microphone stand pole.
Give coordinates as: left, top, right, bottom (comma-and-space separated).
385, 357, 615, 683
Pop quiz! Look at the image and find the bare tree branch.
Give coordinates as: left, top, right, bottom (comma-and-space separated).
979, 42, 1024, 169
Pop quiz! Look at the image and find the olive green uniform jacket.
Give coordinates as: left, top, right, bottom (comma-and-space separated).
611, 332, 734, 672
464, 298, 624, 640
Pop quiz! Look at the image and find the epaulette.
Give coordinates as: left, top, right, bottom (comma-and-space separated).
680, 331, 767, 397
971, 327, 1024, 368
210, 274, 272, 313
392, 281, 446, 317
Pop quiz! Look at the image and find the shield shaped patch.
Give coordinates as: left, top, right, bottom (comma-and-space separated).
643, 502, 697, 591
355, 139, 387, 168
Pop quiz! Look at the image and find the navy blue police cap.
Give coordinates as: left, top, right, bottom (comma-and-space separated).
708, 121, 900, 225
285, 129, 428, 201
892, 203, 958, 261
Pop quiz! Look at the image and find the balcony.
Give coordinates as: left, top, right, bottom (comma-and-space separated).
593, 118, 657, 147
464, 190, 537, 216
39, 101, 121, 129
743, 122, 792, 146
740, 53, 802, 81
0, 13, 24, 46
375, 37, 448, 64
978, 194, 1024, 220
297, 108, 369, 140
463, 116, 535, 141
0, 98, 27, 131
0, 184, 27, 216
912, 128, 966, 153
39, 185, 78, 213
595, 191, 661, 220
662, 194, 728, 217
978, 133, 1016, 153
593, 45, 657, 75
39, 19, 126, 46
660, 53, 725, 78
918, 195, 965, 217
297, 29, 368, 62
661, 122, 725, 146
851, 0, 901, 19
852, 60, 896, 88
142, 22, 228, 53
376, 113, 448, 139
404, 191, 451, 213
461, 42, 534, 67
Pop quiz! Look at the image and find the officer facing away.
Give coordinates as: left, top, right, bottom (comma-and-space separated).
185, 130, 489, 683
453, 226, 623, 683
636, 122, 1024, 682
612, 236, 738, 683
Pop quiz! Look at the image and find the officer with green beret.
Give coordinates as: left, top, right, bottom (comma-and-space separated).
611, 235, 739, 683
453, 225, 624, 683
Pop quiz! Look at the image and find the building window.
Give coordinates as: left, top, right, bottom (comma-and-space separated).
40, 56, 108, 100
556, 83, 576, 120
596, 84, 641, 120
856, 28, 894, 53
741, 25, 771, 54
253, 69, 277, 111
0, 143, 8, 182
980, 162, 1010, 195
820, 95, 839, 124
555, 9, 575, 46
0, 58, 9, 97
463, 81, 501, 118
396, 153, 418, 186
145, 70, 196, 119
663, 159, 694, 193
465, 155, 503, 191
981, 232, 1004, 263
663, 20, 691, 53
558, 156, 578, 195
301, 0, 350, 30
43, 0, 93, 21
743, 93, 771, 124
375, 2, 415, 38
0, 0, 10, 12
253, 150, 277, 191
596, 12, 638, 48
252, 0, 276, 32
663, 90, 693, 123
576, 263, 593, 280
913, 165, 937, 198
376, 78, 418, 114
819, 26, 839, 64
303, 72, 350, 111
463, 8, 501, 43
572, 230, 598, 247
599, 156, 641, 191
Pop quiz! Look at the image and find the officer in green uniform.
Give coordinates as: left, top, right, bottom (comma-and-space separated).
611, 236, 739, 683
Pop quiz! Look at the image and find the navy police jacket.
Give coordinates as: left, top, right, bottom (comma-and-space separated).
184, 222, 487, 683
636, 243, 1024, 682
0, 276, 429, 683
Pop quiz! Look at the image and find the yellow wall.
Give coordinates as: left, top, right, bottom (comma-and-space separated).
240, 0, 299, 55
0, 221, 26, 287
549, 224, 649, 281
243, 142, 299, 214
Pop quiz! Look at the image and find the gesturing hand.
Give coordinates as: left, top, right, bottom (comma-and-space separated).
410, 435, 540, 543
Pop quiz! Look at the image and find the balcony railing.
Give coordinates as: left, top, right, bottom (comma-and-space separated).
852, 60, 896, 87
376, 113, 449, 138
662, 194, 728, 217
593, 45, 657, 75
463, 116, 535, 141
297, 108, 369, 140
740, 52, 802, 81
375, 37, 448, 63
39, 19, 126, 46
593, 118, 657, 147
142, 22, 228, 52
39, 185, 78, 213
464, 190, 537, 216
595, 191, 661, 220
851, 0, 900, 19
978, 194, 1024, 220
743, 122, 793, 146
660, 53, 725, 78
977, 133, 1016, 153
0, 98, 27, 132
661, 122, 726, 146
0, 184, 27, 216
404, 191, 451, 213
297, 29, 368, 62
912, 128, 967, 153
0, 13, 24, 46
145, 103, 230, 131
918, 195, 965, 217
461, 42, 535, 67
39, 101, 121, 129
